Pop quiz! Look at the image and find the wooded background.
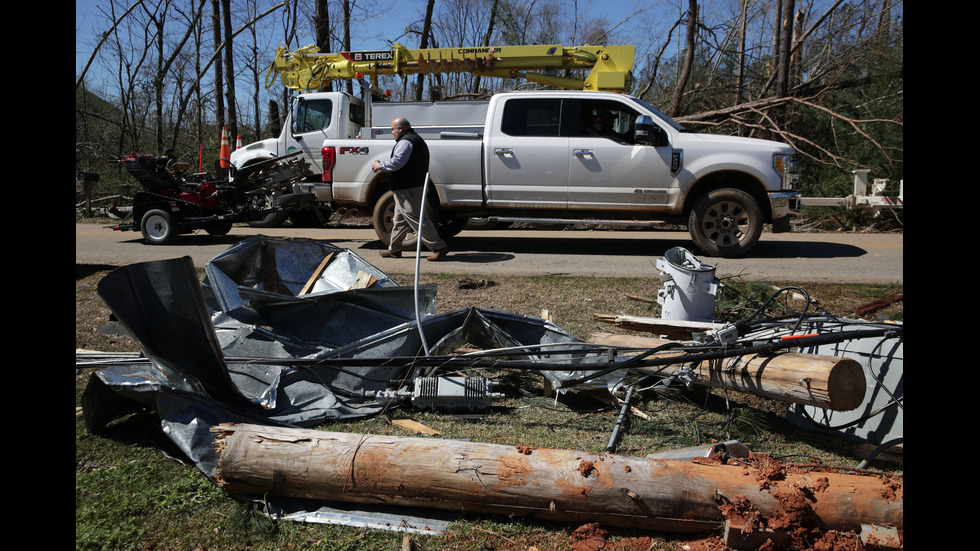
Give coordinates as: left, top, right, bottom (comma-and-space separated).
75, 0, 903, 207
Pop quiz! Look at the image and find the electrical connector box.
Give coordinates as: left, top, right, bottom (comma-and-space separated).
712, 323, 740, 347
412, 376, 496, 412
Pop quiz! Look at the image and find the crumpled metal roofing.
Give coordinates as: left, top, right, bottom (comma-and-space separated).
82, 236, 614, 478
81, 235, 625, 533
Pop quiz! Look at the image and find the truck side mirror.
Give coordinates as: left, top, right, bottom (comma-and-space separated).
291, 100, 303, 138
634, 115, 667, 147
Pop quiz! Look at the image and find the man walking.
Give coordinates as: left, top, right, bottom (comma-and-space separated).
371, 117, 449, 261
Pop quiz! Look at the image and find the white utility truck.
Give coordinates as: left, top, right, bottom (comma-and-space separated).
231, 43, 801, 257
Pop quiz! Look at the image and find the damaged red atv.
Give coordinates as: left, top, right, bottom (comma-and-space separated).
112, 150, 314, 244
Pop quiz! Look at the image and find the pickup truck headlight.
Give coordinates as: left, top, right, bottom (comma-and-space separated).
773, 153, 799, 190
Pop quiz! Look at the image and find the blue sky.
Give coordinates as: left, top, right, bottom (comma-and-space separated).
76, 0, 660, 79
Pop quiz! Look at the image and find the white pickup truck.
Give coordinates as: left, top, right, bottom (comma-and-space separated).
231, 89, 801, 257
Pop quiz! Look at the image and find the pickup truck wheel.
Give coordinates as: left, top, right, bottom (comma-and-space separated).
436, 215, 466, 238
140, 208, 177, 245
372, 190, 463, 245
372, 191, 397, 245
688, 188, 763, 257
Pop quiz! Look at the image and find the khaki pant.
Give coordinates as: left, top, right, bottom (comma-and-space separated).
388, 186, 447, 252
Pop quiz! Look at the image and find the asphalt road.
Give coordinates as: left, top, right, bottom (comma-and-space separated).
75, 222, 903, 284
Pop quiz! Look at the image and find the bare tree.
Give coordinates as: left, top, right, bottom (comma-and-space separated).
244, 0, 262, 142
191, 0, 205, 149
144, 0, 204, 152
169, 1, 290, 155
76, 0, 147, 91
221, 0, 239, 141
315, 0, 332, 94
470, 0, 499, 96
735, 0, 748, 104
109, 0, 154, 152
414, 0, 436, 100
669, 0, 698, 116
211, 0, 225, 131
342, 0, 353, 94
775, 0, 796, 98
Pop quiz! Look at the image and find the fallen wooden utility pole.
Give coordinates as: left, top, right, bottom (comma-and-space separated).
212, 423, 902, 535
590, 333, 866, 411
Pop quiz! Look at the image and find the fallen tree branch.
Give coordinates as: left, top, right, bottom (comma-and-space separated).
677, 94, 902, 172
855, 293, 903, 317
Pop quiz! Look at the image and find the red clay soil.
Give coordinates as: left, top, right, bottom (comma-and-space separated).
568, 523, 652, 551
570, 523, 610, 551
515, 445, 536, 455
578, 460, 596, 478
711, 452, 902, 550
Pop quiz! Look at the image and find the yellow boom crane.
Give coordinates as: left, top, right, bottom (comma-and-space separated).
266, 42, 634, 93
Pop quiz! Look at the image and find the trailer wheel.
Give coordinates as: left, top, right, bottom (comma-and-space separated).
688, 188, 762, 257
205, 220, 233, 236
140, 209, 177, 245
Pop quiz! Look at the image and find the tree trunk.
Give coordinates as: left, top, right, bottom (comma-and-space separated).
211, 0, 224, 132
315, 0, 332, 92
342, 0, 352, 95
212, 423, 903, 534
775, 0, 795, 97
194, 9, 204, 152
471, 0, 500, 96
669, 0, 698, 116
154, 9, 165, 152
248, 0, 261, 142
415, 0, 436, 101
221, 0, 238, 141
790, 7, 804, 90
734, 0, 747, 106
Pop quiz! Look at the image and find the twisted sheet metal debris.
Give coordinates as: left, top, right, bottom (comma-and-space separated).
81, 236, 617, 532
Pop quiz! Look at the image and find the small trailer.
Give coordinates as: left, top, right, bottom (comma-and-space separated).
112, 150, 313, 244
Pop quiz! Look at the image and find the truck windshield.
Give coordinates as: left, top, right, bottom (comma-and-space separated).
628, 97, 688, 132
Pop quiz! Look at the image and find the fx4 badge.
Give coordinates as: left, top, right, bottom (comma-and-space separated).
339, 146, 370, 155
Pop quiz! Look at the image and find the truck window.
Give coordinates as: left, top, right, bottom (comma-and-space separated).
296, 100, 332, 133
501, 98, 561, 137
577, 99, 638, 143
348, 102, 364, 126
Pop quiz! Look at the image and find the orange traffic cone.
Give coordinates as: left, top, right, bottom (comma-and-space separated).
219, 127, 231, 168
236, 135, 242, 150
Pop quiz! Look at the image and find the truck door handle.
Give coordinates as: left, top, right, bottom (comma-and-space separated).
494, 148, 514, 156
573, 149, 594, 157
